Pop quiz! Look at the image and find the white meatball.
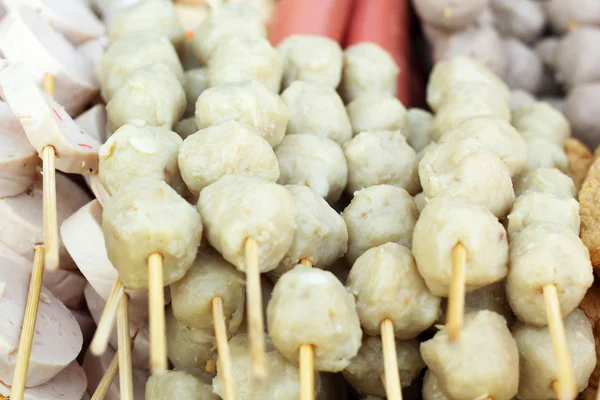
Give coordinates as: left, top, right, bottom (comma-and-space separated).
413, 192, 427, 213
183, 68, 208, 117
96, 34, 183, 101
146, 370, 218, 400
412, 196, 508, 296
178, 120, 279, 196
165, 307, 215, 370
281, 80, 352, 145
195, 80, 289, 148
99, 122, 183, 196
106, 64, 186, 132
207, 37, 282, 93
421, 311, 519, 400
422, 370, 447, 400
267, 265, 362, 371
173, 117, 197, 140
347, 243, 440, 338
507, 224, 593, 325
275, 134, 347, 204
513, 309, 596, 400
344, 130, 419, 195
276, 34, 343, 89
197, 174, 297, 273
510, 89, 536, 111
438, 116, 527, 177
341, 43, 399, 103
405, 108, 433, 153
522, 138, 568, 173
512, 101, 571, 146
103, 178, 203, 289
419, 137, 515, 218
507, 192, 580, 236
343, 185, 418, 264
513, 167, 576, 198
346, 94, 407, 135
270, 185, 348, 279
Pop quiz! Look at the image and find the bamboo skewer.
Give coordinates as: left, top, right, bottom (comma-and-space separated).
148, 253, 167, 374
117, 295, 133, 400
213, 297, 237, 400
90, 353, 119, 400
244, 237, 267, 381
447, 243, 466, 341
90, 278, 124, 355
299, 258, 314, 400
381, 318, 402, 400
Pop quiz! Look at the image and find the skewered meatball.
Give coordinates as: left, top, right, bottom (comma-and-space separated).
413, 196, 508, 296
341, 42, 399, 103
506, 223, 593, 325
348, 243, 440, 338
512, 102, 571, 146
344, 130, 419, 195
178, 120, 279, 196
343, 185, 418, 264
99, 122, 183, 196
405, 108, 433, 153
422, 370, 448, 400
103, 178, 202, 289
421, 310, 519, 400
513, 168, 576, 198
276, 34, 343, 89
197, 174, 297, 273
183, 68, 208, 117
346, 94, 408, 135
275, 134, 347, 203
281, 80, 352, 145
419, 137, 515, 218
207, 37, 282, 92
195, 79, 289, 148
166, 307, 216, 370
342, 336, 424, 398
513, 309, 596, 399
267, 265, 362, 371
506, 192, 580, 236
146, 369, 218, 400
522, 138, 568, 172
413, 192, 427, 212
270, 185, 348, 280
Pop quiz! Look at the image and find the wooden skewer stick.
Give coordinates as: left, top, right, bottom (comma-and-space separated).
447, 242, 466, 341
213, 297, 237, 400
244, 237, 267, 381
90, 352, 119, 400
10, 247, 45, 400
381, 318, 402, 400
299, 258, 314, 400
148, 253, 167, 374
117, 294, 133, 400
543, 284, 576, 400
90, 278, 125, 355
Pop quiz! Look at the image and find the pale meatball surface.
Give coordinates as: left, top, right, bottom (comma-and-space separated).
341, 43, 399, 103
507, 224, 593, 325
195, 80, 288, 148
513, 309, 596, 400
346, 94, 407, 135
99, 122, 183, 196
277, 34, 343, 89
178, 120, 279, 196
170, 247, 245, 332
507, 192, 580, 236
512, 102, 571, 146
438, 116, 527, 177
268, 265, 362, 371
207, 37, 282, 93
343, 185, 418, 264
198, 174, 297, 273
421, 311, 519, 400
419, 137, 515, 218
344, 130, 419, 195
513, 167, 576, 198
342, 336, 424, 398
106, 64, 186, 132
413, 0, 487, 30
423, 370, 447, 400
522, 138, 568, 173
413, 192, 426, 212
173, 117, 197, 140
276, 134, 347, 203
145, 369, 218, 400
183, 68, 208, 117
270, 185, 348, 279
281, 80, 352, 145
165, 307, 216, 370
103, 178, 203, 289
405, 108, 433, 153
347, 243, 440, 338
413, 196, 508, 296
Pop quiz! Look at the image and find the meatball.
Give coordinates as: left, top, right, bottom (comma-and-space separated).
346, 94, 408, 135
342, 185, 418, 264
99, 122, 183, 196
490, 0, 545, 43
507, 192, 580, 236
170, 247, 245, 332
183, 68, 208, 117
341, 43, 399, 103
422, 370, 447, 400
512, 102, 571, 146
165, 307, 216, 370
513, 309, 596, 399
509, 89, 536, 111
554, 27, 600, 89
276, 34, 343, 89
103, 178, 203, 289
178, 120, 279, 196
145, 369, 218, 400
342, 336, 424, 398
347, 243, 440, 338
419, 137, 515, 218
106, 64, 186, 133
405, 108, 433, 153
502, 38, 544, 94
173, 117, 197, 140
275, 134, 347, 204
512, 168, 576, 198
344, 130, 419, 196
207, 37, 282, 93
413, 0, 487, 30
270, 185, 348, 279
522, 138, 568, 173
268, 265, 361, 371
412, 196, 508, 296
421, 310, 519, 400
413, 192, 426, 213
197, 174, 297, 273
281, 80, 352, 145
